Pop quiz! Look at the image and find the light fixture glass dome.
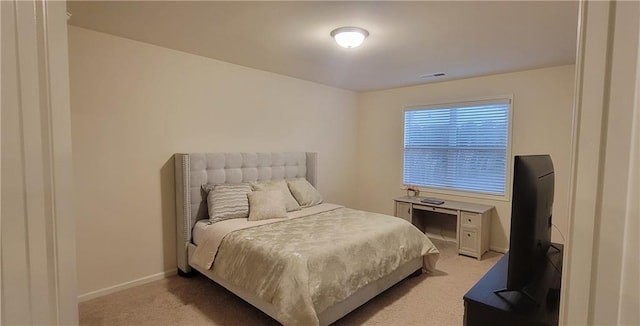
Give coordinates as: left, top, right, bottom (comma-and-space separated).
331, 27, 369, 48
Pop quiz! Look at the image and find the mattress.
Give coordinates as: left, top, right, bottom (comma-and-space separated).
192, 220, 210, 246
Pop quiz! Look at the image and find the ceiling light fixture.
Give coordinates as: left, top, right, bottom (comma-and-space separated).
331, 27, 369, 48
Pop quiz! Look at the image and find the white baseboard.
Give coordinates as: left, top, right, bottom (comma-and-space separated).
78, 269, 177, 302
490, 245, 508, 253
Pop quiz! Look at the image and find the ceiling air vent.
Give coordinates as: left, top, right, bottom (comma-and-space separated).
420, 72, 446, 79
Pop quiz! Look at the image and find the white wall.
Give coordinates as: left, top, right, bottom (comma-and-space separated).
68, 26, 359, 298
69, 25, 579, 305
355, 65, 575, 251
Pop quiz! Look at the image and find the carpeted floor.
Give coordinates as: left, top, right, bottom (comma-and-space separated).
79, 238, 502, 325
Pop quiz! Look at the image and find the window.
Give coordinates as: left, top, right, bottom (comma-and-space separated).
403, 98, 511, 197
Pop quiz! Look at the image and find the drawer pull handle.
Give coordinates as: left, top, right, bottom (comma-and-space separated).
468, 218, 472, 223
467, 233, 471, 237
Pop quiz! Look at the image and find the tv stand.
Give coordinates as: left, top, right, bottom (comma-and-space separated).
494, 288, 539, 308
463, 244, 563, 326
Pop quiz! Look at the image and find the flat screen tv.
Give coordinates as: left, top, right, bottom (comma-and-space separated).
497, 155, 554, 303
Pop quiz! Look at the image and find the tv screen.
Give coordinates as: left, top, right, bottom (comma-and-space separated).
506, 155, 554, 293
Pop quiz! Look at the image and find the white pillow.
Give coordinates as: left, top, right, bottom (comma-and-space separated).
248, 190, 287, 221
251, 180, 301, 212
287, 178, 323, 207
206, 183, 252, 223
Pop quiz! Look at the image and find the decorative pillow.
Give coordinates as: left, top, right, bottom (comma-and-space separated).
202, 184, 216, 193
251, 180, 301, 212
206, 183, 252, 223
247, 190, 288, 221
287, 178, 323, 207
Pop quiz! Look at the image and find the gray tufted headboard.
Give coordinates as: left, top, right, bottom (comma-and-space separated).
174, 152, 317, 273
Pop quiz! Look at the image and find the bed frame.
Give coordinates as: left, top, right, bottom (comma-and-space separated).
175, 152, 422, 325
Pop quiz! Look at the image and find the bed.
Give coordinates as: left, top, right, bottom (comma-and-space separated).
175, 152, 439, 325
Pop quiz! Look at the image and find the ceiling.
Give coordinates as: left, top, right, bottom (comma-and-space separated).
67, 1, 579, 92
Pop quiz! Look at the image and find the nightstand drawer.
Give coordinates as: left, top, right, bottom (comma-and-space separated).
460, 228, 478, 252
461, 211, 482, 228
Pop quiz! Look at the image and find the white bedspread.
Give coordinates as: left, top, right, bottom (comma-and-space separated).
191, 205, 439, 325
191, 203, 344, 269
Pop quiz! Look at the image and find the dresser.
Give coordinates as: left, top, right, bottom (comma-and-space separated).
394, 196, 494, 260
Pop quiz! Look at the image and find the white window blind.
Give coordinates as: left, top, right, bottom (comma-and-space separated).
403, 99, 510, 196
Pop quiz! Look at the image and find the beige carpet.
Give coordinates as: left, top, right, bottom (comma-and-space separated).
80, 239, 502, 325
